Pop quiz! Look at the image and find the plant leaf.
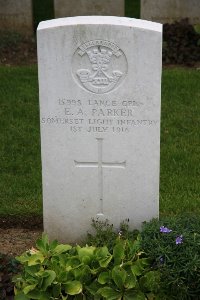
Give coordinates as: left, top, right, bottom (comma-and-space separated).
53, 244, 72, 255
77, 246, 95, 263
16, 253, 31, 264
27, 253, 45, 266
124, 271, 137, 289
52, 283, 61, 297
139, 258, 150, 267
23, 284, 37, 295
112, 266, 126, 289
86, 280, 102, 296
41, 270, 56, 291
36, 234, 49, 254
96, 246, 110, 260
95, 246, 113, 267
131, 260, 144, 276
14, 293, 30, 300
139, 271, 160, 293
97, 287, 122, 300
124, 290, 146, 300
26, 290, 50, 300
65, 280, 82, 295
113, 240, 125, 265
99, 255, 112, 268
49, 239, 58, 250
98, 271, 110, 284
127, 239, 141, 257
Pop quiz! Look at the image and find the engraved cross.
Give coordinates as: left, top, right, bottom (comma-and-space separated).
74, 138, 126, 216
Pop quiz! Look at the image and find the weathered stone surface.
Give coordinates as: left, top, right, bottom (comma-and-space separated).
141, 0, 200, 24
0, 0, 33, 35
54, 0, 124, 18
37, 16, 162, 243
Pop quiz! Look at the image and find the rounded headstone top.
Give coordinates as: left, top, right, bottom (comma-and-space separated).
37, 16, 162, 33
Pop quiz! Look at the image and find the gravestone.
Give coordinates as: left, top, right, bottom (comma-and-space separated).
0, 0, 33, 35
54, 0, 124, 18
141, 0, 200, 24
37, 16, 162, 243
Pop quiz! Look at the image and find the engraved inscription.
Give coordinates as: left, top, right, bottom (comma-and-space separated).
74, 138, 126, 215
72, 40, 128, 94
41, 97, 159, 134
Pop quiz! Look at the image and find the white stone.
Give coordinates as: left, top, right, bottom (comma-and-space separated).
37, 16, 162, 243
141, 0, 200, 24
54, 0, 124, 18
0, 0, 33, 35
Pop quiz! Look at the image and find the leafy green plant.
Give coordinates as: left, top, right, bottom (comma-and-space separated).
141, 215, 200, 300
14, 234, 160, 299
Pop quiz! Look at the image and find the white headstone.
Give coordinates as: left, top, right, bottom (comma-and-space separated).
0, 0, 33, 35
54, 0, 124, 18
37, 16, 162, 243
141, 0, 200, 24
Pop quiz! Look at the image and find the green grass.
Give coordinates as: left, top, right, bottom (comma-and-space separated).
160, 68, 200, 216
0, 66, 42, 215
0, 67, 200, 217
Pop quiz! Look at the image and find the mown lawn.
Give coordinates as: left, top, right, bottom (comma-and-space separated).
160, 68, 200, 216
0, 66, 42, 215
0, 66, 200, 216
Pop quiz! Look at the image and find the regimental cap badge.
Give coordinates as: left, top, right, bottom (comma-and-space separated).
72, 40, 128, 94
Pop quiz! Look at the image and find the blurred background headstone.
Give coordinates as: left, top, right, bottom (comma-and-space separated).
0, 0, 33, 35
54, 0, 124, 18
141, 0, 200, 24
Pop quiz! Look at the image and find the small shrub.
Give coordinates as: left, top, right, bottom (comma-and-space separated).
86, 218, 117, 250
0, 30, 36, 65
141, 214, 200, 300
14, 234, 160, 299
0, 31, 23, 50
86, 218, 139, 251
163, 19, 200, 65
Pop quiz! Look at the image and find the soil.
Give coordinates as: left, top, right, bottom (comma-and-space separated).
0, 216, 43, 300
0, 228, 42, 257
0, 215, 43, 256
